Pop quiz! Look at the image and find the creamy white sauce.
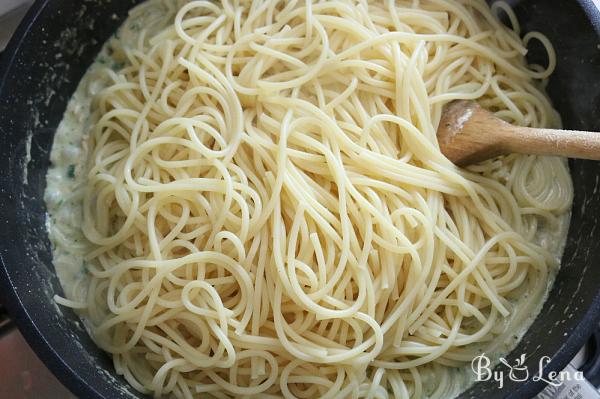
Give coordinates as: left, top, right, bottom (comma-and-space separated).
45, 65, 101, 298
44, 2, 572, 398
45, 0, 171, 299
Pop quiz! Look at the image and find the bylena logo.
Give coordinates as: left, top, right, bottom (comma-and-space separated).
471, 353, 585, 389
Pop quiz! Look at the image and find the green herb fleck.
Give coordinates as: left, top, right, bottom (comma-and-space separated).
79, 261, 88, 276
112, 61, 125, 71
67, 164, 76, 178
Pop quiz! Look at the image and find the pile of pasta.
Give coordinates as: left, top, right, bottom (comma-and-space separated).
63, 1, 573, 397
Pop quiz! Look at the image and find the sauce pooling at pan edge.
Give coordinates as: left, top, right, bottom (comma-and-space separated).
45, 0, 573, 398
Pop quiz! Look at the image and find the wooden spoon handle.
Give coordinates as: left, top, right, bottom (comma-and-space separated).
437, 100, 600, 165
503, 126, 600, 160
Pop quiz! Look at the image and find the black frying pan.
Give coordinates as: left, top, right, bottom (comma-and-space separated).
0, 1, 600, 398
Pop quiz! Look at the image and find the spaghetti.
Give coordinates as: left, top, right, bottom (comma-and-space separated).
47, 0, 573, 398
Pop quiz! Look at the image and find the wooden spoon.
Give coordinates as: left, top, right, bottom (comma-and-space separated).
437, 100, 600, 166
